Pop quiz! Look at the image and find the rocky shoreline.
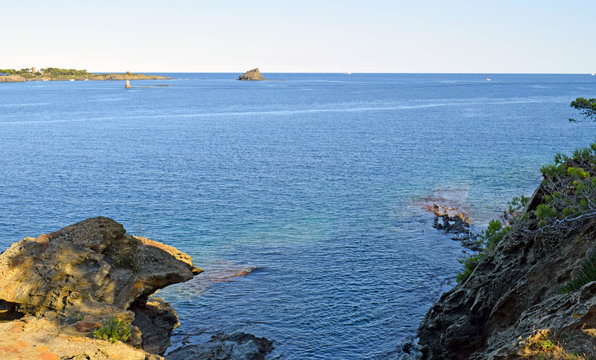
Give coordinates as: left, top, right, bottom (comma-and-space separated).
0, 217, 273, 360
0, 73, 169, 83
417, 149, 596, 359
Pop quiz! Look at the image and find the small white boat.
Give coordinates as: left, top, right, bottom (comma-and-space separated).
486, 78, 492, 81
592, 73, 595, 76
69, 79, 75, 82
346, 72, 352, 75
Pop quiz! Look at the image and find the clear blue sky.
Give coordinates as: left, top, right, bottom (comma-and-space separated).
3, 0, 595, 73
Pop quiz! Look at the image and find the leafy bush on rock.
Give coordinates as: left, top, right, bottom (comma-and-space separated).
92, 317, 132, 343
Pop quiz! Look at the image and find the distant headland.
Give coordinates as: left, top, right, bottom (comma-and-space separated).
0, 67, 169, 82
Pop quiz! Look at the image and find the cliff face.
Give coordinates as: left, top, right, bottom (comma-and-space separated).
418, 159, 596, 359
0, 217, 201, 359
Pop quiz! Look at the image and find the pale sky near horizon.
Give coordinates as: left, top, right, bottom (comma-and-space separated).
3, 0, 595, 73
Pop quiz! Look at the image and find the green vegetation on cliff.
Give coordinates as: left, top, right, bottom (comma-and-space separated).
457, 141, 596, 282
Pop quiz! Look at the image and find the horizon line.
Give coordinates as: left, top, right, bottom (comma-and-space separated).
87, 71, 596, 75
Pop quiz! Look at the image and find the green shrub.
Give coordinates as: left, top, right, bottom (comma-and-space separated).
558, 251, 596, 293
456, 253, 485, 282
537, 142, 595, 225
536, 204, 557, 227
92, 317, 132, 343
483, 220, 511, 250
530, 337, 555, 352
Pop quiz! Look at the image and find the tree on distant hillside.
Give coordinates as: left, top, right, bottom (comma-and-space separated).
570, 97, 596, 121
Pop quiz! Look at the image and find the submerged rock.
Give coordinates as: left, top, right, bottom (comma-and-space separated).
429, 204, 481, 251
166, 332, 273, 360
238, 68, 265, 81
0, 217, 202, 359
431, 204, 470, 234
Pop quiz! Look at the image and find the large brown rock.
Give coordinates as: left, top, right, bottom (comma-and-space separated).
0, 217, 202, 358
0, 217, 201, 317
238, 68, 265, 81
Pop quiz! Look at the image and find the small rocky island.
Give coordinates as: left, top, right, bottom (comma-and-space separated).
0, 217, 272, 360
238, 68, 265, 81
0, 67, 169, 82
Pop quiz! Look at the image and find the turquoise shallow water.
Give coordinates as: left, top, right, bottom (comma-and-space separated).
1, 73, 595, 358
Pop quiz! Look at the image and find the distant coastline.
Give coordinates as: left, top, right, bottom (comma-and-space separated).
0, 67, 169, 83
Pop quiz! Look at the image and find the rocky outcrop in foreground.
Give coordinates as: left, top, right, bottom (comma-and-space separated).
0, 217, 201, 359
238, 68, 265, 81
418, 154, 596, 359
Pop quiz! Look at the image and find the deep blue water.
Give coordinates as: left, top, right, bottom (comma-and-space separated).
1, 73, 595, 359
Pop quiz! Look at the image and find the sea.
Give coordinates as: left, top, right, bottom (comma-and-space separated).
0, 73, 595, 359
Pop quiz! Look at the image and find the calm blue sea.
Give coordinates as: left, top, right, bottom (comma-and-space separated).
1, 73, 595, 359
